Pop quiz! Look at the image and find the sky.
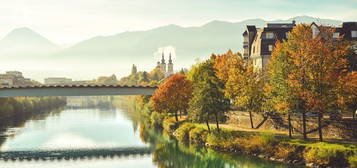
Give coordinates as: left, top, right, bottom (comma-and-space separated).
0, 0, 356, 45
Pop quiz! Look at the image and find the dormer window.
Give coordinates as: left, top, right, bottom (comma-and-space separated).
265, 32, 275, 39
333, 32, 340, 39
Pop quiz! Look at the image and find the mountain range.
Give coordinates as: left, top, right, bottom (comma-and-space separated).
0, 15, 344, 79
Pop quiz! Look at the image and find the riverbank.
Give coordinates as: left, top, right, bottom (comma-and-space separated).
0, 97, 66, 120
159, 117, 357, 168
126, 95, 356, 167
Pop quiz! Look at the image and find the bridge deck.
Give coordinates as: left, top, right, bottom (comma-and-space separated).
0, 85, 157, 97
0, 147, 152, 161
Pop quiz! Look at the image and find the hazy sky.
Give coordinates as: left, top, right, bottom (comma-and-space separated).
0, 0, 356, 44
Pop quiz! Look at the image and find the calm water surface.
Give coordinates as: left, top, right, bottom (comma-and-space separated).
0, 103, 300, 168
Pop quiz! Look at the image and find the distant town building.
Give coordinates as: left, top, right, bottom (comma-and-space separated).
243, 21, 357, 71
156, 52, 174, 77
44, 77, 72, 85
0, 71, 33, 86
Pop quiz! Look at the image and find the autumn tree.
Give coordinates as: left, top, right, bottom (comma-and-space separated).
337, 71, 357, 119
151, 74, 193, 122
264, 41, 297, 138
224, 57, 264, 129
285, 24, 351, 141
188, 57, 230, 132
213, 50, 244, 84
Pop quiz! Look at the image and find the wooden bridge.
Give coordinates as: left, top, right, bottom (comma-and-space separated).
0, 85, 157, 98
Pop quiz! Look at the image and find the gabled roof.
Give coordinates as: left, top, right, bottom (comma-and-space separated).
246, 25, 256, 32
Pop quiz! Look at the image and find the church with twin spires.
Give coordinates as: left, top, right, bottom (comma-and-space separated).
156, 52, 174, 77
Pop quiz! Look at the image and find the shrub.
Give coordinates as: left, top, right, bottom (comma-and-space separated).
304, 142, 348, 167
348, 155, 357, 168
150, 112, 164, 129
175, 123, 195, 142
274, 144, 300, 160
189, 127, 208, 145
244, 133, 278, 155
206, 130, 237, 149
163, 117, 178, 133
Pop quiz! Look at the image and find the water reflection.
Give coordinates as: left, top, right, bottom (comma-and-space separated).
0, 108, 146, 151
0, 97, 300, 168
1, 156, 156, 168
140, 127, 298, 168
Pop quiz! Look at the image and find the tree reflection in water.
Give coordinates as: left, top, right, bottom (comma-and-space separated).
139, 125, 295, 168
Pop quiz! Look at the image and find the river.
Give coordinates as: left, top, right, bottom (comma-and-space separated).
0, 97, 300, 168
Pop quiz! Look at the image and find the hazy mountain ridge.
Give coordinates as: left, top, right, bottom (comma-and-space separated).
0, 16, 343, 69
0, 27, 59, 59
54, 15, 342, 66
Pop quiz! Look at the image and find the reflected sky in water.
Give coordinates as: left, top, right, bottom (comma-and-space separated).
0, 108, 146, 151
0, 102, 299, 168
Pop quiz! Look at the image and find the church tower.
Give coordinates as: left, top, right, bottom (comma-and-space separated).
160, 52, 166, 73
167, 53, 174, 76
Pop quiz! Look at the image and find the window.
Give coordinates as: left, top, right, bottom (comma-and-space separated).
285, 32, 289, 39
312, 24, 320, 38
268, 45, 274, 51
244, 36, 249, 42
352, 31, 357, 38
333, 32, 340, 39
253, 46, 255, 53
265, 32, 274, 39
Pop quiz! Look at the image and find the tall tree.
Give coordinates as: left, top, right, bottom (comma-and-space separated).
285, 24, 350, 141
188, 57, 230, 132
224, 58, 264, 129
151, 74, 193, 122
264, 41, 297, 138
131, 64, 138, 75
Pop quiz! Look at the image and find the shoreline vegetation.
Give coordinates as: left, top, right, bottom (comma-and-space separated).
0, 97, 66, 123
132, 97, 357, 168
114, 24, 357, 168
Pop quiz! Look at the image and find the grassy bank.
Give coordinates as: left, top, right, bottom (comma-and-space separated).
161, 117, 357, 168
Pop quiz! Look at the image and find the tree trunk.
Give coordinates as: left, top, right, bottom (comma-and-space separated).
179, 110, 182, 118
175, 111, 178, 122
288, 113, 292, 138
318, 113, 323, 142
206, 120, 211, 133
302, 111, 307, 140
215, 113, 220, 133
249, 111, 254, 128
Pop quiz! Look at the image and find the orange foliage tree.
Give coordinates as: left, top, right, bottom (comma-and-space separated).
213, 50, 244, 84
285, 24, 351, 141
151, 74, 193, 122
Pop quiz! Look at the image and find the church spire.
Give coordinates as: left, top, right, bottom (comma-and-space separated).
169, 53, 172, 64
161, 52, 165, 63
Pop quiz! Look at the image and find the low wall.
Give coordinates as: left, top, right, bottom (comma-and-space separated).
226, 111, 357, 140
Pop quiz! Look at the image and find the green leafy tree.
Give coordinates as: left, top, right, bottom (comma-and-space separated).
188, 57, 230, 132
225, 60, 264, 129
131, 64, 138, 75
264, 41, 297, 137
